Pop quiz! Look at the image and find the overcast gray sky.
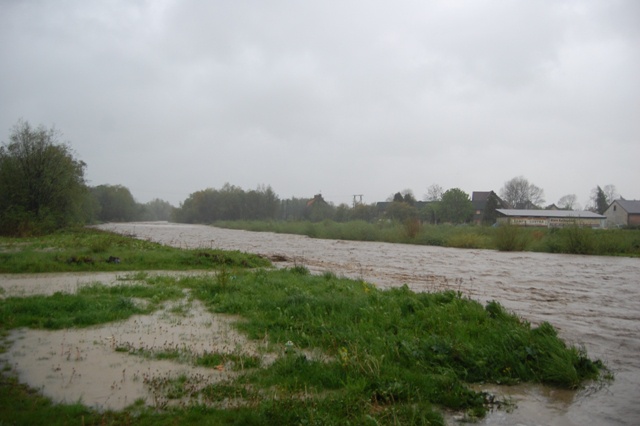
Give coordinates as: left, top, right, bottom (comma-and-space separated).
1, 0, 638, 208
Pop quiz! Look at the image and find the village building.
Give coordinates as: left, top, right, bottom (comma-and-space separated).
495, 209, 606, 228
604, 199, 640, 228
471, 191, 507, 225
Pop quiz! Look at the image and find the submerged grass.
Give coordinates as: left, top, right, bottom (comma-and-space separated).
0, 282, 184, 329
0, 229, 608, 425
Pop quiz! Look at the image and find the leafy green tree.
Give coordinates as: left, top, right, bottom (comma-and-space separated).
334, 203, 351, 222
420, 202, 439, 224
175, 188, 215, 223
351, 203, 378, 222
141, 198, 174, 221
482, 192, 501, 225
402, 191, 416, 205
174, 184, 281, 223
0, 120, 88, 235
386, 201, 418, 222
279, 197, 309, 221
304, 194, 335, 222
91, 184, 140, 222
439, 188, 473, 224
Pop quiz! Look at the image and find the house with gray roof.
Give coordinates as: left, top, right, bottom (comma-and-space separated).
471, 191, 507, 225
604, 199, 640, 228
496, 209, 606, 228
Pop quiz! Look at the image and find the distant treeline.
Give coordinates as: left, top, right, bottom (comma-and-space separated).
171, 184, 482, 225
1, 120, 620, 237
89, 183, 482, 226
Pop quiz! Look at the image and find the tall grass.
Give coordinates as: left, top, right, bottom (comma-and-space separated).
215, 220, 640, 256
494, 224, 531, 251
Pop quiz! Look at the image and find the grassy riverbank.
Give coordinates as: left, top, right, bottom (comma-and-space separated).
216, 220, 640, 256
0, 227, 270, 273
0, 229, 607, 425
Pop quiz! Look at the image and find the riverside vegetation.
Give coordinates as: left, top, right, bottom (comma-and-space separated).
216, 220, 640, 257
0, 229, 608, 425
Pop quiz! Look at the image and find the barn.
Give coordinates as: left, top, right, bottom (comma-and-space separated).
495, 209, 606, 228
604, 200, 640, 228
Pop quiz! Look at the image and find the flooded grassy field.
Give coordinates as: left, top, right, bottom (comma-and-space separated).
3, 222, 639, 425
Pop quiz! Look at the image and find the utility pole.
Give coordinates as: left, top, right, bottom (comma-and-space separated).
352, 194, 363, 208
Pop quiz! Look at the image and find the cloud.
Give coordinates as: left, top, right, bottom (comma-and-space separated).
1, 0, 638, 207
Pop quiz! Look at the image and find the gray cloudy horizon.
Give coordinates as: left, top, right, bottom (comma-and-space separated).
1, 0, 638, 208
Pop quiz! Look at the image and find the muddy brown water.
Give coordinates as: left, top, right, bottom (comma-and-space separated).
2, 222, 639, 425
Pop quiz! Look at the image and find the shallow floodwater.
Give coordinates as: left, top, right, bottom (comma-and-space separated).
2, 222, 638, 424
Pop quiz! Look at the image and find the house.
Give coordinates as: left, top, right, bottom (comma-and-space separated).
496, 209, 606, 228
471, 191, 507, 225
604, 200, 640, 228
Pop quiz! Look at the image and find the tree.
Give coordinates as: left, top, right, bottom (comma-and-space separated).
142, 198, 174, 221
590, 185, 611, 214
603, 185, 618, 204
401, 189, 416, 205
174, 184, 281, 223
424, 184, 443, 202
439, 188, 473, 224
482, 192, 502, 225
0, 120, 88, 235
386, 201, 418, 222
304, 194, 334, 222
500, 176, 545, 209
557, 194, 579, 210
351, 203, 378, 222
588, 184, 618, 214
91, 184, 140, 222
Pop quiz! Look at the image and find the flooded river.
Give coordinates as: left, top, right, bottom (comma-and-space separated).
93, 222, 640, 425
2, 221, 636, 424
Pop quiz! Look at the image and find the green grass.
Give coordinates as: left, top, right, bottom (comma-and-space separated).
0, 229, 609, 425
216, 220, 640, 256
0, 227, 271, 273
0, 281, 184, 329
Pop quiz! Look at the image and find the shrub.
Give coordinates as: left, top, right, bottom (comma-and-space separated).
447, 233, 486, 249
562, 226, 595, 255
404, 218, 421, 239
494, 224, 530, 251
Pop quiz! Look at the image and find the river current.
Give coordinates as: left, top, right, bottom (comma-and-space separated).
96, 222, 640, 425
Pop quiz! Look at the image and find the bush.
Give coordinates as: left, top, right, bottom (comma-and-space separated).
447, 233, 486, 249
543, 226, 595, 255
404, 218, 421, 239
494, 224, 530, 251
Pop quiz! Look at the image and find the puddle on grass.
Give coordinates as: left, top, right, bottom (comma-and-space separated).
2, 296, 268, 411
0, 271, 216, 298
